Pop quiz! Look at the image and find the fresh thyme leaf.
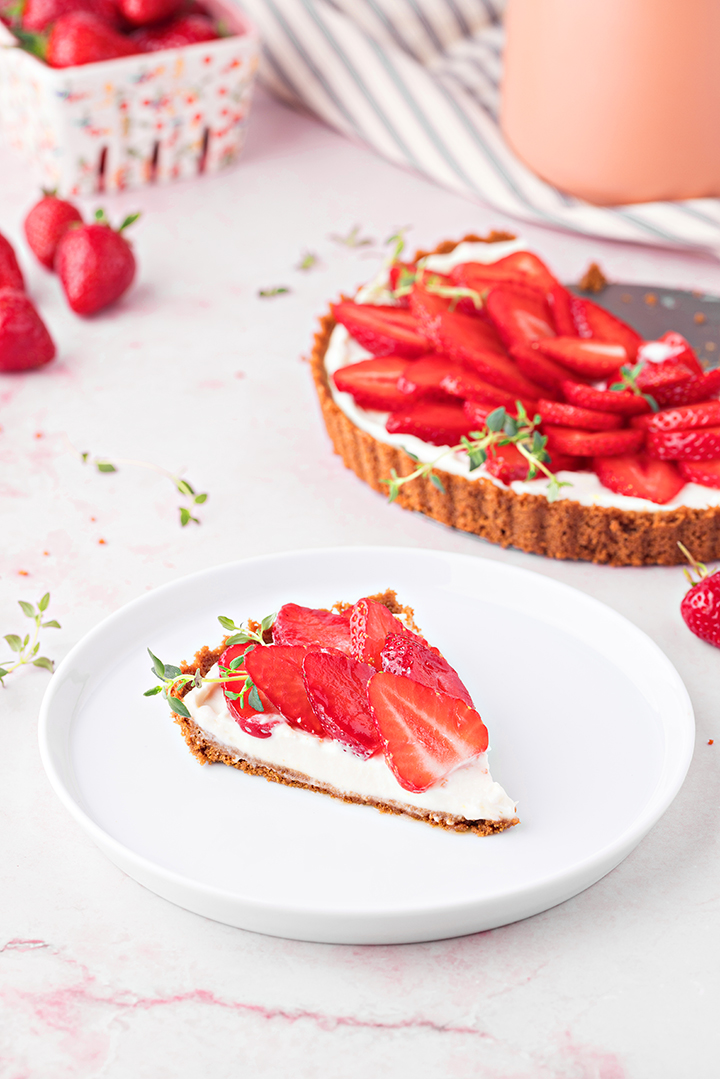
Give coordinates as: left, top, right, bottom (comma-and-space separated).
38, 593, 49, 612
224, 632, 252, 646
258, 286, 290, 298
18, 600, 35, 618
404, 450, 419, 462
228, 655, 245, 670
486, 407, 506, 432
225, 691, 241, 700
41, 620, 61, 629
119, 212, 141, 232
163, 663, 182, 678
4, 635, 22, 653
148, 648, 166, 680
96, 461, 117, 473
297, 252, 319, 271
247, 684, 264, 712
144, 685, 163, 696
330, 225, 374, 248
260, 613, 277, 633
503, 415, 519, 437
169, 696, 191, 719
218, 616, 237, 631
430, 473, 446, 494
194, 493, 207, 504
32, 657, 54, 671
176, 479, 194, 497
0, 668, 8, 680
179, 506, 199, 527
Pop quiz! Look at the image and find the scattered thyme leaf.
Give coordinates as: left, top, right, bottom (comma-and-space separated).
148, 648, 166, 679
0, 594, 61, 684
169, 696, 191, 719
247, 684, 264, 712
144, 685, 163, 696
218, 616, 237, 631
96, 461, 117, 473
194, 493, 207, 505
297, 252, 319, 271
429, 473, 446, 494
330, 225, 374, 248
258, 286, 290, 298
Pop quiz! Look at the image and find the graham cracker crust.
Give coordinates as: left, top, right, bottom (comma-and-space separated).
308, 234, 720, 566
172, 627, 519, 838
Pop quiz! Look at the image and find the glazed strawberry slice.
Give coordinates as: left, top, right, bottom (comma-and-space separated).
537, 337, 628, 379
545, 426, 644, 457
397, 354, 457, 401
510, 343, 577, 392
332, 303, 431, 358
367, 672, 489, 793
678, 460, 720, 488
333, 356, 408, 410
485, 285, 555, 349
537, 399, 623, 431
450, 251, 557, 294
302, 651, 381, 759
636, 333, 703, 376
569, 295, 642, 359
484, 443, 531, 483
433, 309, 546, 399
646, 426, 720, 461
218, 643, 280, 739
593, 455, 685, 504
272, 603, 352, 653
445, 369, 538, 413
546, 284, 577, 336
380, 633, 473, 707
409, 280, 454, 345
386, 401, 473, 446
630, 400, 720, 433
433, 306, 509, 358
561, 379, 651, 415
350, 598, 414, 669
243, 645, 325, 737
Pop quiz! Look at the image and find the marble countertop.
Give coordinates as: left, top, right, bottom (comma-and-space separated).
2, 87, 719, 1078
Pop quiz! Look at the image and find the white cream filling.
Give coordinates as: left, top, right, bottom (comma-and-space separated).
329, 241, 720, 514
184, 667, 518, 823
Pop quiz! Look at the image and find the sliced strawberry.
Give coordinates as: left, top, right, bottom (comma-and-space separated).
433, 309, 546, 399
333, 356, 408, 411
630, 400, 720, 433
678, 459, 720, 488
537, 398, 623, 431
593, 455, 685, 504
545, 426, 644, 457
386, 401, 473, 446
561, 379, 651, 415
350, 598, 413, 669
367, 672, 489, 793
433, 306, 508, 357
218, 643, 280, 739
450, 251, 557, 294
380, 633, 473, 707
272, 603, 352, 653
569, 295, 642, 359
243, 645, 325, 737
302, 651, 381, 759
510, 343, 577, 392
637, 333, 703, 375
647, 426, 720, 461
637, 365, 720, 408
397, 354, 457, 401
546, 284, 577, 336
408, 279, 453, 344
484, 443, 531, 483
485, 285, 555, 349
332, 302, 431, 358
537, 337, 628, 379
444, 368, 538, 413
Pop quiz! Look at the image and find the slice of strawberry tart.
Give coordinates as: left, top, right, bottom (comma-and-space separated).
310, 232, 720, 566
158, 592, 518, 836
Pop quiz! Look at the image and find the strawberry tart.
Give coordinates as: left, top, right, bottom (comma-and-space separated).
310, 232, 720, 566
170, 592, 518, 836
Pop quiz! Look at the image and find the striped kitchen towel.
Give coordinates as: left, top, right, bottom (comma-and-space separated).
239, 0, 720, 253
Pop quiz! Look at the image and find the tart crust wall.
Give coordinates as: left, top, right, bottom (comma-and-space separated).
173, 646, 518, 838
308, 241, 720, 566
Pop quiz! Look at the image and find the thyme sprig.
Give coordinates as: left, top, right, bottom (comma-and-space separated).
0, 593, 60, 685
297, 252, 319, 271
144, 613, 276, 718
68, 440, 208, 527
609, 363, 659, 412
381, 403, 572, 504
330, 225, 374, 248
258, 286, 290, 298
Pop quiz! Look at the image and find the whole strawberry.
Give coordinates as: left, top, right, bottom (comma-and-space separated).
131, 12, 217, 50
0, 288, 56, 372
46, 11, 137, 67
24, 192, 83, 270
679, 543, 720, 648
22, 0, 121, 32
119, 0, 180, 27
55, 209, 139, 315
0, 233, 25, 291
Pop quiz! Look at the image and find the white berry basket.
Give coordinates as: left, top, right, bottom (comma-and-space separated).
0, 0, 259, 195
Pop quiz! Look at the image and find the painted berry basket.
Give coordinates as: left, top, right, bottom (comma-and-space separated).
0, 0, 259, 196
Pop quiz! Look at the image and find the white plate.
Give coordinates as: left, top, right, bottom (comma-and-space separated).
39, 547, 694, 944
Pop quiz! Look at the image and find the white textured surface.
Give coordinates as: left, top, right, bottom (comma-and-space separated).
2, 86, 720, 1077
